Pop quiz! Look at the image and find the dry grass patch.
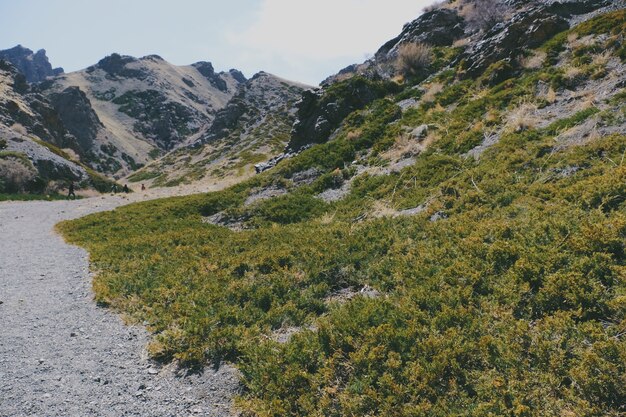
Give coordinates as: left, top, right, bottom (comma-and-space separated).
421, 82, 444, 103
505, 102, 540, 133
370, 200, 398, 218
395, 43, 433, 77
520, 51, 547, 69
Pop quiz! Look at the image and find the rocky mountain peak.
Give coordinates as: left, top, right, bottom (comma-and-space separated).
90, 53, 140, 78
0, 45, 63, 83
192, 61, 246, 92
229, 69, 247, 84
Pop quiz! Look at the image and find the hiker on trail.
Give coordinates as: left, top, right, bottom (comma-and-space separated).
141, 183, 146, 191
123, 184, 129, 193
67, 182, 76, 200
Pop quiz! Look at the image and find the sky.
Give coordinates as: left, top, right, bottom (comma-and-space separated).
0, 0, 434, 86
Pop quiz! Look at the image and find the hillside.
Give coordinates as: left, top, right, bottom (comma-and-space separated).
127, 71, 308, 188
59, 1, 626, 416
0, 60, 115, 195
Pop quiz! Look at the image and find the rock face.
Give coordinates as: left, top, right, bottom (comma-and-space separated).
192, 61, 230, 92
201, 71, 306, 145
544, 0, 609, 16
287, 77, 395, 152
461, 7, 570, 78
0, 61, 90, 191
48, 86, 103, 153
0, 60, 67, 146
277, 0, 619, 168
376, 9, 465, 57
458, 0, 616, 78
0, 45, 63, 83
322, 0, 615, 87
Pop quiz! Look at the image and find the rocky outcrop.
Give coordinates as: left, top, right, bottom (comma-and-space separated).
376, 9, 465, 58
48, 87, 103, 153
323, 8, 465, 85
89, 53, 147, 80
228, 69, 247, 84
0, 61, 67, 146
545, 0, 610, 16
461, 7, 570, 78
459, 1, 616, 79
255, 150, 297, 174
192, 61, 241, 92
111, 89, 203, 150
0, 63, 91, 191
200, 72, 306, 145
287, 77, 395, 152
0, 45, 63, 83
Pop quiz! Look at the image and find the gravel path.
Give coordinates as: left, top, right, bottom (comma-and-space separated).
0, 196, 240, 417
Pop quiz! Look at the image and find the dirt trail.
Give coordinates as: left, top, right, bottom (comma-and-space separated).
0, 192, 240, 417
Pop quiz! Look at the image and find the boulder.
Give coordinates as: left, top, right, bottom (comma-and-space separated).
410, 124, 429, 141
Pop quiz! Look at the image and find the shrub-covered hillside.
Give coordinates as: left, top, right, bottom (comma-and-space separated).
59, 5, 626, 417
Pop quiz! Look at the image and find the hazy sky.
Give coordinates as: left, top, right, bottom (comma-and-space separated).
0, 0, 434, 85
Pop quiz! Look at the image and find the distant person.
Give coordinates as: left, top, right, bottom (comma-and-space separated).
67, 182, 76, 200
123, 184, 129, 193
141, 183, 146, 191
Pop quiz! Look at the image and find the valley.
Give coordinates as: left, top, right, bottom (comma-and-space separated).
1, 0, 626, 416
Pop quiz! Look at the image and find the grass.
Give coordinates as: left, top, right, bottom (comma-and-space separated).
127, 169, 163, 183
0, 193, 71, 201
57, 10, 626, 417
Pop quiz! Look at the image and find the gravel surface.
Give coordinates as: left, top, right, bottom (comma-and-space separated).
0, 196, 241, 417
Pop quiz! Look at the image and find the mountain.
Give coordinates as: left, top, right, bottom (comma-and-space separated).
59, 1, 626, 416
0, 48, 310, 193
127, 71, 308, 187
0, 45, 63, 83
0, 60, 114, 194
38, 53, 245, 175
